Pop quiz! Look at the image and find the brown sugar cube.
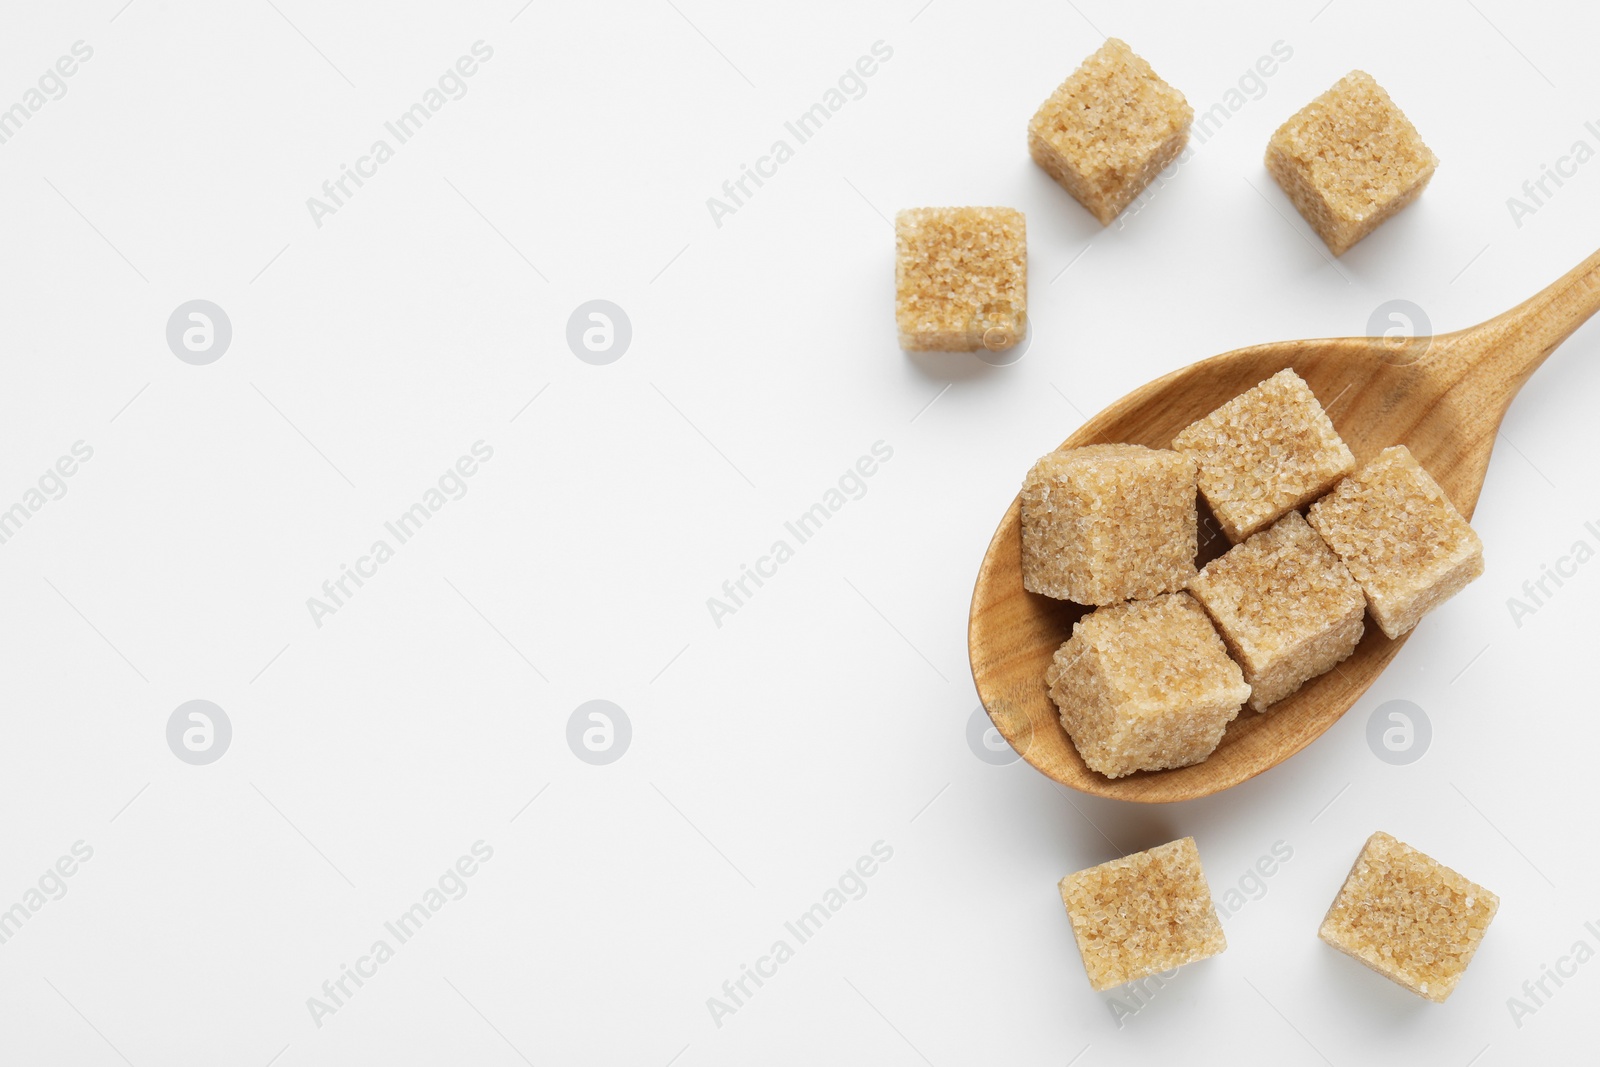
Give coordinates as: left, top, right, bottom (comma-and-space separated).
1028, 39, 1192, 225
1021, 444, 1197, 605
1172, 368, 1355, 543
1319, 831, 1498, 1002
1059, 837, 1227, 991
1307, 445, 1484, 639
1189, 511, 1365, 712
1265, 71, 1437, 255
895, 207, 1026, 352
1045, 592, 1249, 778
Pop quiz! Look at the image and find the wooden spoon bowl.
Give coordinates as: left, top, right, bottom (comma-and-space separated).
969, 249, 1600, 803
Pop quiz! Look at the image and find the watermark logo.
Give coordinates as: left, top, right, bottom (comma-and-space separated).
166, 300, 232, 365
567, 700, 631, 765
1366, 299, 1431, 367
167, 700, 231, 765
967, 706, 1020, 765
973, 316, 1031, 367
1366, 699, 1430, 765
566, 300, 632, 365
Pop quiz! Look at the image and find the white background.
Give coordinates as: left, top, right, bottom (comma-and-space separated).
1, 1, 1597, 1064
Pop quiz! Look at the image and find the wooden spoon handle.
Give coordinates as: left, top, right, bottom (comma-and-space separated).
1464, 245, 1600, 392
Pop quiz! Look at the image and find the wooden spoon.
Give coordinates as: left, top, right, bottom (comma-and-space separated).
969, 248, 1600, 803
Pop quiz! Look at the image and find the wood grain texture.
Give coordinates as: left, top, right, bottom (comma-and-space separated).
969, 248, 1600, 803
